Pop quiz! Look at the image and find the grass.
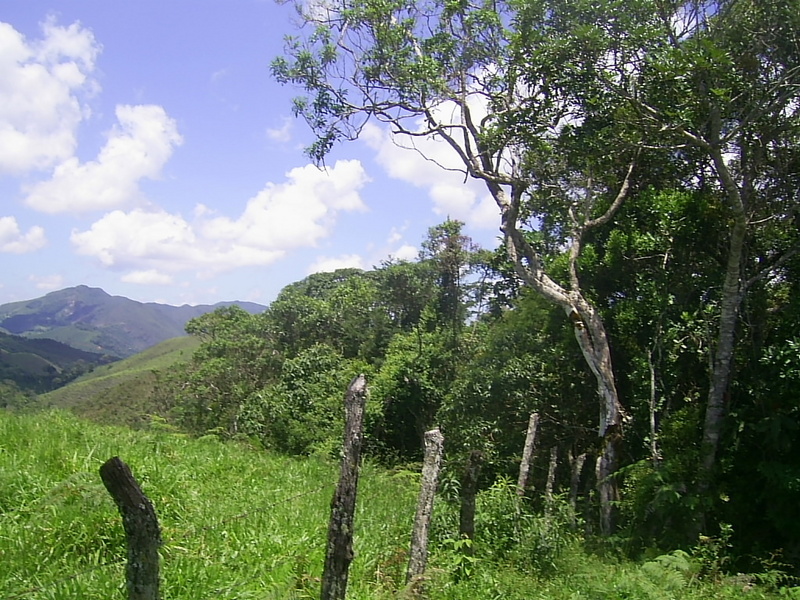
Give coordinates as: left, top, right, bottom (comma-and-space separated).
1, 409, 795, 599
36, 336, 200, 426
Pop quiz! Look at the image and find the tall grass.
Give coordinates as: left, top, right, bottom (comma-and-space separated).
1, 410, 793, 599
0, 410, 417, 599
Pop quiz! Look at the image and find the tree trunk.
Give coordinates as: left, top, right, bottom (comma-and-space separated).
321, 374, 368, 600
407, 428, 445, 588
569, 296, 625, 536
99, 457, 161, 600
647, 348, 662, 468
495, 182, 628, 535
544, 446, 558, 519
568, 450, 587, 529
596, 430, 621, 536
697, 145, 749, 513
516, 412, 539, 497
698, 220, 746, 493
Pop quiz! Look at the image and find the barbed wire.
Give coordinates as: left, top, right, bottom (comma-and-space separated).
1, 481, 335, 600
1, 558, 125, 600
167, 481, 334, 543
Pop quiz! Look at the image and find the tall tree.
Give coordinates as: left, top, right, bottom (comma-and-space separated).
273, 0, 637, 534
516, 0, 800, 525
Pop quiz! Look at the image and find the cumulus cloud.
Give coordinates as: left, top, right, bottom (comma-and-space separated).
28, 273, 65, 291
121, 270, 174, 285
0, 216, 47, 253
0, 18, 99, 174
307, 253, 366, 274
71, 159, 369, 281
199, 160, 368, 251
266, 117, 293, 143
390, 244, 418, 262
361, 118, 499, 231
24, 104, 183, 214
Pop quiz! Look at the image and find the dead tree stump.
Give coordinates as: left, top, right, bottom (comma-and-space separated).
99, 456, 161, 600
407, 427, 444, 587
321, 374, 368, 600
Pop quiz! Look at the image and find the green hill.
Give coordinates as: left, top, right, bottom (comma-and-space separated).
37, 336, 201, 426
0, 285, 264, 358
0, 330, 113, 395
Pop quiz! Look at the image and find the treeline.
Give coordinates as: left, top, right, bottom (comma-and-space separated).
154, 209, 799, 571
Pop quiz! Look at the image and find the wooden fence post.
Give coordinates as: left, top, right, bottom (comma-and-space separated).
544, 446, 558, 519
458, 450, 482, 549
406, 427, 444, 588
517, 412, 539, 497
321, 374, 368, 600
99, 456, 161, 600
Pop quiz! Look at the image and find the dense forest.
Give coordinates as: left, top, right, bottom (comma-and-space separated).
4, 0, 798, 588
152, 210, 799, 573
266, 0, 799, 573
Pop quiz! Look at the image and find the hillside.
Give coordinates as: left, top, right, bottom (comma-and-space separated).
0, 285, 265, 358
0, 330, 113, 394
37, 335, 201, 427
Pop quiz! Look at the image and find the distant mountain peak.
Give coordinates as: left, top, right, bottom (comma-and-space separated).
0, 286, 265, 358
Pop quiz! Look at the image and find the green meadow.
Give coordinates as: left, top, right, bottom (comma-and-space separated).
1, 409, 795, 599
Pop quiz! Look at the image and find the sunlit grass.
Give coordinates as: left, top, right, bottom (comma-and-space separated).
1, 410, 793, 599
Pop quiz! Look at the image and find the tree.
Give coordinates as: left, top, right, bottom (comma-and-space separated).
371, 221, 481, 459
273, 0, 638, 534
515, 0, 800, 528
177, 306, 277, 435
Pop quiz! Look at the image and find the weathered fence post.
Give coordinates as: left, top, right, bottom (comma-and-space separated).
544, 446, 558, 519
568, 450, 587, 529
406, 427, 444, 588
321, 374, 368, 600
99, 456, 161, 600
516, 412, 539, 497
458, 450, 482, 548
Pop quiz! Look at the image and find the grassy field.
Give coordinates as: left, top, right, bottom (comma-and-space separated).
36, 336, 200, 427
0, 410, 795, 599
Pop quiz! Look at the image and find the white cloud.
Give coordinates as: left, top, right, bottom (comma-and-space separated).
199, 160, 368, 251
0, 18, 99, 174
121, 269, 174, 285
266, 117, 293, 143
24, 104, 183, 214
70, 159, 369, 282
0, 216, 47, 253
361, 122, 497, 230
387, 227, 405, 245
390, 244, 418, 262
28, 273, 65, 291
308, 253, 366, 274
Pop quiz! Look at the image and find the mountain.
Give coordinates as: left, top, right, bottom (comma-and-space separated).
0, 285, 265, 359
0, 330, 113, 395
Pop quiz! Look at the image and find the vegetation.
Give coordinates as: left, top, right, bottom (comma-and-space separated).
267, 0, 799, 570
2, 409, 796, 599
0, 284, 264, 358
2, 0, 798, 593
36, 336, 201, 428
0, 330, 112, 398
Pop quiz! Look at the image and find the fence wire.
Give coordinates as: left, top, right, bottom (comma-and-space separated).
1, 479, 334, 600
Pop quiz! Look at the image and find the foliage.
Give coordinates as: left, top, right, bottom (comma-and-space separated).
242, 343, 371, 456
3, 405, 796, 598
0, 330, 113, 395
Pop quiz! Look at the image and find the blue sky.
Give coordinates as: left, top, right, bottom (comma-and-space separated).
0, 1, 501, 307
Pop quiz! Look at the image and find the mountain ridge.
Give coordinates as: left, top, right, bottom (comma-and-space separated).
0, 285, 265, 359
